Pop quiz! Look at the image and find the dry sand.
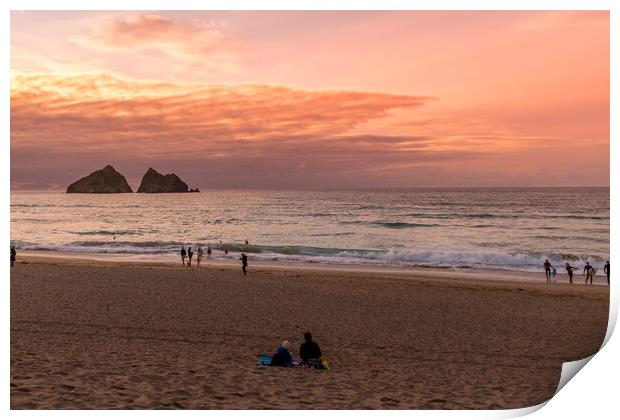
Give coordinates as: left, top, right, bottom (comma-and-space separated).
10, 256, 609, 409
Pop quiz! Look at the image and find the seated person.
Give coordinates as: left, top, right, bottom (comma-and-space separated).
299, 332, 322, 366
270, 341, 293, 366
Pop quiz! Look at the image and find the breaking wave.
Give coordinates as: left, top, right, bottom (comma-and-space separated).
12, 240, 607, 273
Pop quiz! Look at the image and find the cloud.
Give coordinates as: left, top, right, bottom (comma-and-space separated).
11, 73, 607, 189
10, 73, 430, 152
72, 14, 240, 73
10, 73, 467, 188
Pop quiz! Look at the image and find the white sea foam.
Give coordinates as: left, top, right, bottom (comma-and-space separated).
13, 240, 607, 274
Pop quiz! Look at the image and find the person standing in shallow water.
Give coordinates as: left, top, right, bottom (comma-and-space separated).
583, 262, 595, 285
187, 247, 193, 267
10, 246, 16, 267
196, 246, 204, 267
240, 253, 248, 275
543, 259, 553, 283
604, 261, 610, 285
180, 246, 187, 266
207, 245, 212, 258
565, 263, 578, 284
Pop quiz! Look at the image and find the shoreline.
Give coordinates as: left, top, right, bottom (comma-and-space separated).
17, 249, 611, 286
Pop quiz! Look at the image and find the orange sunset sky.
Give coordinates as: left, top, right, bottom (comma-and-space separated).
10, 11, 609, 189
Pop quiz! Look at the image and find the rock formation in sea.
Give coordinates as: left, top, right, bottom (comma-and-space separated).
137, 168, 190, 193
66, 165, 133, 193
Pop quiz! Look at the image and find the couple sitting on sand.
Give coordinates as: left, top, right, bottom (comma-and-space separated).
270, 332, 327, 369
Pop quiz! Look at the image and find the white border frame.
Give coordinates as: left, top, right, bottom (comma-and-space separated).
3, 2, 616, 419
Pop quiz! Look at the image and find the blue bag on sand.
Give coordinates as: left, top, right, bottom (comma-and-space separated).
257, 354, 302, 368
257, 353, 272, 366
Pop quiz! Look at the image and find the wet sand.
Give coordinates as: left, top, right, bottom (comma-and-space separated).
10, 256, 609, 409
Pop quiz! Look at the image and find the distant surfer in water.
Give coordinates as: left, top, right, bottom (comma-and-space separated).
181, 246, 187, 266
240, 253, 248, 275
543, 259, 553, 283
583, 262, 595, 285
604, 261, 610, 285
565, 263, 578, 284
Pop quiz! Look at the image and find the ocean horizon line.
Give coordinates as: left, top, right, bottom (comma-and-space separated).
10, 185, 611, 193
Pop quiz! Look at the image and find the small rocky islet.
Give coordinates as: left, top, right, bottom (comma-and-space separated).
66, 165, 133, 194
66, 165, 199, 193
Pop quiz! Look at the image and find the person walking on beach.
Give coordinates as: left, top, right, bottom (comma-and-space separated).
240, 253, 248, 275
543, 259, 553, 283
181, 246, 187, 266
604, 261, 610, 285
207, 245, 212, 258
300, 332, 323, 367
187, 247, 193, 267
10, 246, 16, 267
565, 263, 578, 284
197, 246, 204, 267
583, 262, 595, 285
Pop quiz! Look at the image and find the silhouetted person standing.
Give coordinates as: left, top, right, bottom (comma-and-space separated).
543, 259, 553, 283
187, 247, 193, 267
197, 246, 204, 267
604, 261, 610, 285
181, 246, 187, 266
240, 253, 248, 275
207, 245, 212, 257
10, 246, 16, 267
565, 262, 578, 284
583, 262, 594, 285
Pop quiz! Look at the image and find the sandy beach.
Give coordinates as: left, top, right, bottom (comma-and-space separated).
10, 255, 609, 409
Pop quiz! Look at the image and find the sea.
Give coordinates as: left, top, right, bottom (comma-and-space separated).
10, 188, 609, 273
